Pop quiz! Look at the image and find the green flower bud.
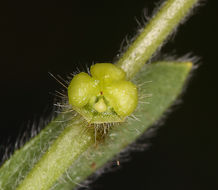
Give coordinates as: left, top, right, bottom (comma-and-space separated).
68, 63, 138, 123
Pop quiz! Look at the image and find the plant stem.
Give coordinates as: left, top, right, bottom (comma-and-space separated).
17, 115, 94, 190
116, 0, 198, 79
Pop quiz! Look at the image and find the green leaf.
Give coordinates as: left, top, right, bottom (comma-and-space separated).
0, 61, 191, 190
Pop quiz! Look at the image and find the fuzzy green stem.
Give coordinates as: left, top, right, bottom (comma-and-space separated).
17, 116, 94, 190
116, 0, 198, 79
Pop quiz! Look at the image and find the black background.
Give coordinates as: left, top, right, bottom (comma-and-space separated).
0, 0, 218, 189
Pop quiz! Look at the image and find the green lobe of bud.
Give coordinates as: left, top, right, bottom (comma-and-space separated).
68, 72, 99, 107
90, 63, 126, 83
104, 80, 138, 117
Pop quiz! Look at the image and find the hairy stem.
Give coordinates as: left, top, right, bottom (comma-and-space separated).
116, 0, 198, 79
16, 115, 94, 190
